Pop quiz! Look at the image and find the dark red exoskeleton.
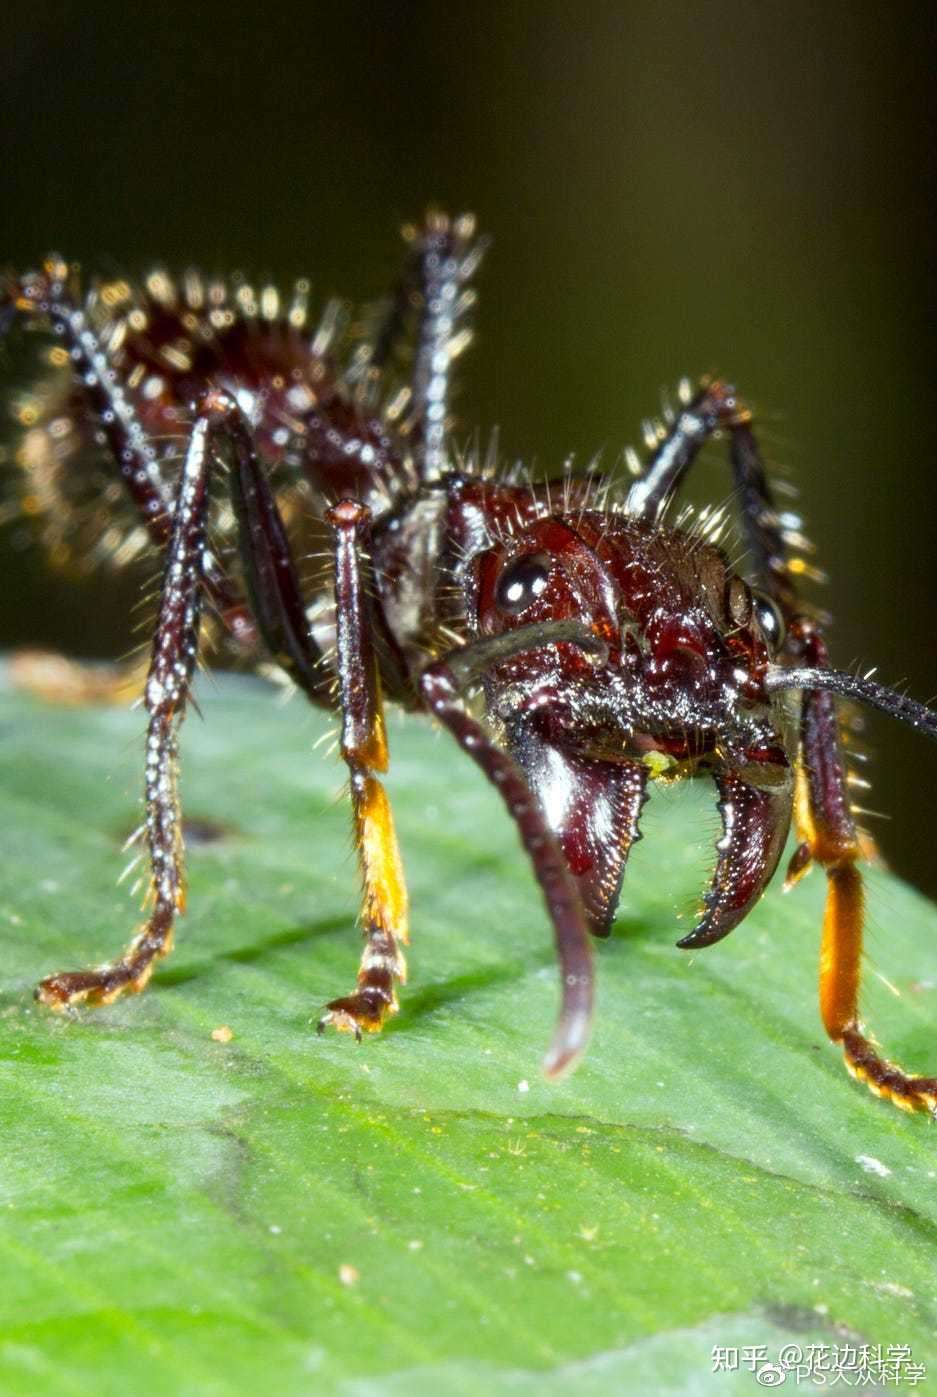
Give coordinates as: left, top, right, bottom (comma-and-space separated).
4, 213, 937, 1111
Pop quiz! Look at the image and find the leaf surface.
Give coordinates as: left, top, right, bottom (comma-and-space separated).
2, 671, 936, 1395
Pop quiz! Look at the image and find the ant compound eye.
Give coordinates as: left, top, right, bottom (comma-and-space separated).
495, 553, 551, 616
752, 590, 785, 654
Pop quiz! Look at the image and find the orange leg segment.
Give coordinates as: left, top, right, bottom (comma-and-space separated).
795, 622, 937, 1114
317, 502, 409, 1039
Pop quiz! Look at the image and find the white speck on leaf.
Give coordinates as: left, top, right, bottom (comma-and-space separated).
855, 1154, 891, 1178
873, 1280, 913, 1298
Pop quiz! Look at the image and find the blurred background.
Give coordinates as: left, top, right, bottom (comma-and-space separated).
2, 2, 935, 894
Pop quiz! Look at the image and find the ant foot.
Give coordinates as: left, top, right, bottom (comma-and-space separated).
842, 1026, 937, 1115
36, 927, 173, 1010
36, 961, 154, 1010
317, 988, 397, 1041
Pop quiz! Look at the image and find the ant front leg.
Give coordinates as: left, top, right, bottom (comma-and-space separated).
35, 403, 215, 1007
790, 622, 937, 1114
37, 391, 327, 1009
317, 502, 409, 1038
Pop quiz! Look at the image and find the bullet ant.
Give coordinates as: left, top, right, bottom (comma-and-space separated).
4, 212, 936, 1111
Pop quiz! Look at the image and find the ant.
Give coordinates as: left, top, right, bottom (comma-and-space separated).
4, 212, 936, 1113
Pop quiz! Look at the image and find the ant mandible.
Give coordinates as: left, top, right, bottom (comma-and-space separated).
4, 212, 936, 1113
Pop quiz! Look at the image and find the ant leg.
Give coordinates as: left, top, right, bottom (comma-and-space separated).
625, 379, 749, 519
5, 258, 257, 652
625, 378, 801, 617
350, 213, 487, 482
408, 213, 487, 482
419, 654, 594, 1078
659, 391, 929, 1101
36, 401, 218, 1007
317, 502, 409, 1038
791, 622, 937, 1113
37, 391, 327, 1009
724, 417, 799, 618
626, 380, 933, 1108
346, 235, 423, 395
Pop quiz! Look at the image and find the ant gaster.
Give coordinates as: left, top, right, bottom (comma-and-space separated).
5, 213, 937, 1112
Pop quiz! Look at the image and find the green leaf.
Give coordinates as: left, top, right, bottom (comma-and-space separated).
2, 670, 935, 1396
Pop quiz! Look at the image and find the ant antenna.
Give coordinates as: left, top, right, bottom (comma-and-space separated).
764, 666, 937, 742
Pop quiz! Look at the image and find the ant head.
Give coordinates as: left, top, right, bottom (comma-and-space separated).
465, 515, 788, 759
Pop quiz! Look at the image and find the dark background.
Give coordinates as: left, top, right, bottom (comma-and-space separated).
3, 2, 936, 894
